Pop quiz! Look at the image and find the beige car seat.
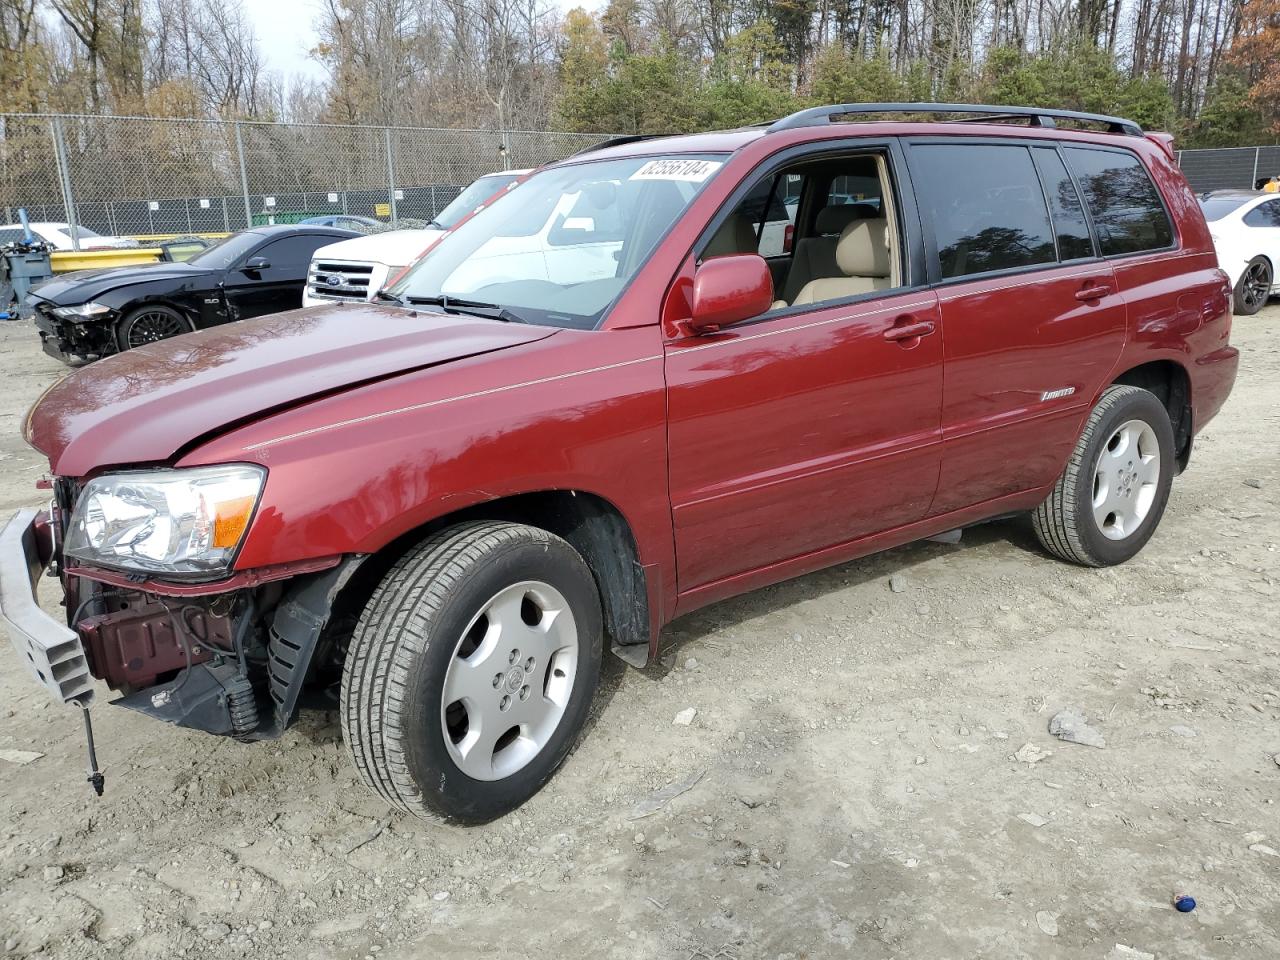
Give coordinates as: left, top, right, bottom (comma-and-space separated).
779, 204, 875, 304
779, 218, 891, 308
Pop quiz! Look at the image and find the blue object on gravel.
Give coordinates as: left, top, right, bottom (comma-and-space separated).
1174, 895, 1196, 913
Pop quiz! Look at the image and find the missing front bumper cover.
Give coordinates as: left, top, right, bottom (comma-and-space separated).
0, 509, 95, 706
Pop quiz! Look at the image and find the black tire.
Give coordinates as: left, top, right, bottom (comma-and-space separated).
1032, 385, 1175, 567
1233, 256, 1272, 316
341, 521, 603, 823
116, 304, 191, 351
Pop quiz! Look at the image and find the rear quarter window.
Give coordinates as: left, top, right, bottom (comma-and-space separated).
1243, 199, 1280, 227
1062, 147, 1174, 256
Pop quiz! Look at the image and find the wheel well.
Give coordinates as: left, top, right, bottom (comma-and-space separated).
326, 491, 650, 664
1111, 360, 1192, 468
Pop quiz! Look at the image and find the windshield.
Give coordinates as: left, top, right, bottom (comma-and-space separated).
67, 225, 103, 239
434, 174, 521, 229
388, 154, 726, 328
188, 231, 265, 269
1198, 196, 1252, 221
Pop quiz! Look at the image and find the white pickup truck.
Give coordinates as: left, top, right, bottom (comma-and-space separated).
302, 170, 528, 306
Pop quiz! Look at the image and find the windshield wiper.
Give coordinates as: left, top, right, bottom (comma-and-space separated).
373, 289, 409, 306
408, 294, 528, 324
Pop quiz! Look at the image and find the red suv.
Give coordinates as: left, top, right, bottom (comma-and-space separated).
1, 104, 1238, 823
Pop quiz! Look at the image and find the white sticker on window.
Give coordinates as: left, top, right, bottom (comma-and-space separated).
629, 159, 722, 183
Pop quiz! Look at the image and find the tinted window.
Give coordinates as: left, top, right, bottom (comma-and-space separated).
1243, 199, 1280, 227
1063, 147, 1173, 255
1031, 147, 1094, 261
1199, 196, 1252, 221
258, 235, 335, 269
913, 144, 1056, 279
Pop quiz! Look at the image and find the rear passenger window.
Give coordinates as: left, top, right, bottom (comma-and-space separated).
913, 144, 1056, 279
1063, 147, 1173, 255
1031, 147, 1094, 261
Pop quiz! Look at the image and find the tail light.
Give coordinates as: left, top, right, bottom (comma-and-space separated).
782, 223, 794, 254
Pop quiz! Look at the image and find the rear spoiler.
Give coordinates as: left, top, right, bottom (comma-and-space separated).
1146, 132, 1175, 160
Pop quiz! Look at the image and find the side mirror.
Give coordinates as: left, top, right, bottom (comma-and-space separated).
689, 254, 774, 333
243, 256, 270, 271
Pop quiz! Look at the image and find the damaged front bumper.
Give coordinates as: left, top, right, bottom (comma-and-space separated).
0, 508, 95, 705
1, 506, 365, 741
30, 298, 118, 362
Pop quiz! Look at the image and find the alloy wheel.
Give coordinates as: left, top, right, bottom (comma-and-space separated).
1092, 419, 1161, 541
126, 310, 186, 348
440, 580, 579, 781
1242, 262, 1271, 311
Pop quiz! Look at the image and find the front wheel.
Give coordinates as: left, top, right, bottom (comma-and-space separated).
1033, 385, 1175, 567
116, 304, 191, 351
341, 521, 603, 823
1233, 257, 1272, 316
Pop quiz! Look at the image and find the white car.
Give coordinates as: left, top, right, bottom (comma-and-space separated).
0, 221, 138, 251
1199, 190, 1280, 315
303, 170, 529, 306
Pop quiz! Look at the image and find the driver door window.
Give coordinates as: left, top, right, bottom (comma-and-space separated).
699, 153, 905, 311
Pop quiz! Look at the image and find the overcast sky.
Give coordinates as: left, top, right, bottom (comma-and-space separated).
245, 0, 600, 84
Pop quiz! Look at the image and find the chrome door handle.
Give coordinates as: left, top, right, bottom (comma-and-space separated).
1075, 284, 1111, 301
883, 320, 936, 341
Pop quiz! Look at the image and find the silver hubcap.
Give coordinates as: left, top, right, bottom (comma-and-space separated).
440, 580, 578, 781
1092, 419, 1160, 540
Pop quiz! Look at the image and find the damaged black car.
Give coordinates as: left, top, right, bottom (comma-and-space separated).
27, 224, 357, 363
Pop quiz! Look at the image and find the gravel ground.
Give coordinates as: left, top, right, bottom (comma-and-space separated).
1, 308, 1277, 960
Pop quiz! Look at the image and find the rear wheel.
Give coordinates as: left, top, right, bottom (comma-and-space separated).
1233, 257, 1272, 315
341, 521, 603, 823
116, 305, 191, 351
1033, 385, 1175, 567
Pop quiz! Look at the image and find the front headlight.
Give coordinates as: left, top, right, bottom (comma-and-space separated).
52, 302, 111, 321
63, 465, 265, 580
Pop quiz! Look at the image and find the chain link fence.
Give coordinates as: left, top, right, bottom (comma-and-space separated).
0, 113, 614, 245
6, 113, 1277, 245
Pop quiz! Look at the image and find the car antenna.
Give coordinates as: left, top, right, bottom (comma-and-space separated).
80, 704, 106, 796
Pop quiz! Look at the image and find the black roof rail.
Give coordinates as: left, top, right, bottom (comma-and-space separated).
566, 133, 667, 158
767, 103, 1144, 137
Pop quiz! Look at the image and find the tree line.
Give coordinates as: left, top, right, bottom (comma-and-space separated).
2, 0, 1277, 146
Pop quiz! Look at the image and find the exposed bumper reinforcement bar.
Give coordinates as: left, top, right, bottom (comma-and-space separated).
0, 509, 95, 706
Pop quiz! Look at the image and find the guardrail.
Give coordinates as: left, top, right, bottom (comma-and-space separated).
51, 248, 164, 272
128, 232, 229, 242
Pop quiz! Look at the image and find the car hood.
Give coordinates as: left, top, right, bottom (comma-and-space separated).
25, 303, 557, 476
29, 262, 211, 304
312, 228, 445, 266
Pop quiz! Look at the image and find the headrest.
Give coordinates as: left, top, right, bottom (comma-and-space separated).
814, 202, 877, 235
836, 218, 890, 278
703, 215, 757, 258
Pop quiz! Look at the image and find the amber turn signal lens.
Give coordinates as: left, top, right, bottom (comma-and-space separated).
211, 495, 256, 549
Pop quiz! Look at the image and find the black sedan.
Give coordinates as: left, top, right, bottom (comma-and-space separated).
28, 224, 357, 363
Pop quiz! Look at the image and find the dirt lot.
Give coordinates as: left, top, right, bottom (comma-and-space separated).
1, 309, 1277, 960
